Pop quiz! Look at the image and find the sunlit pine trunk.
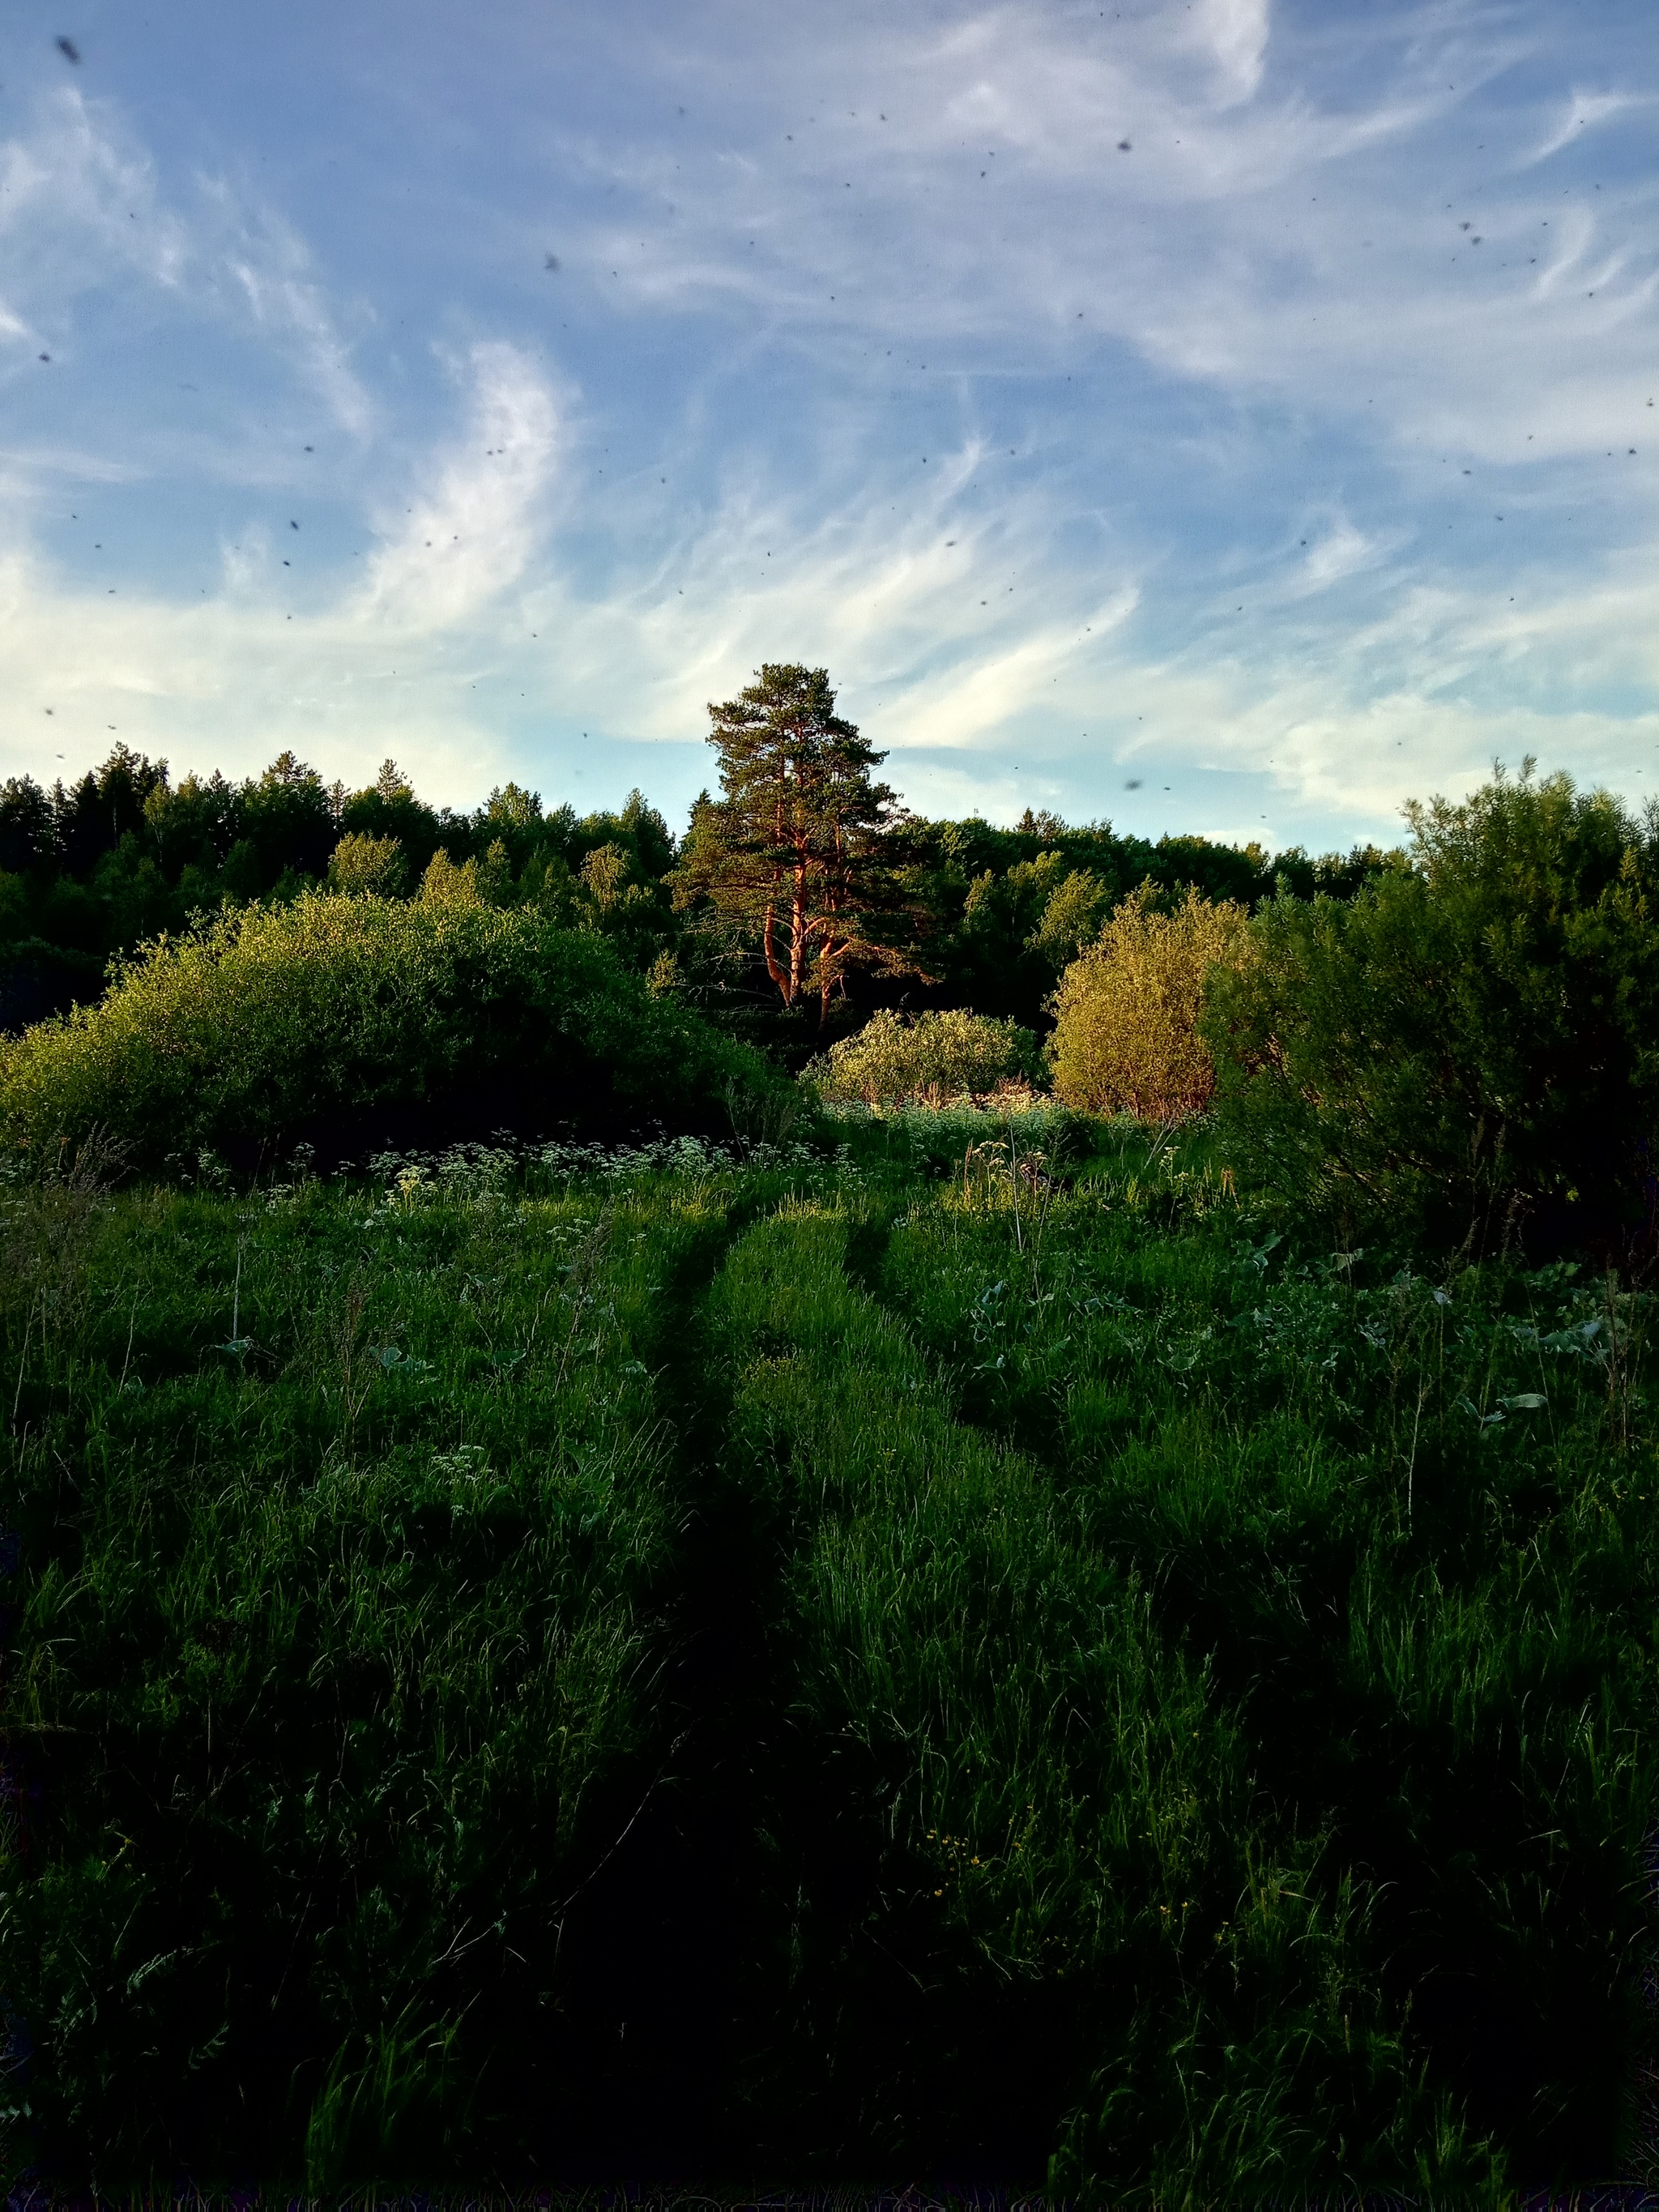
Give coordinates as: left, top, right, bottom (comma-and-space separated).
817, 822, 851, 1023
790, 849, 809, 1003
762, 899, 787, 1000
765, 758, 792, 1003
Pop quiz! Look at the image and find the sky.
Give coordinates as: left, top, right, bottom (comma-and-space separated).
0, 0, 1654, 854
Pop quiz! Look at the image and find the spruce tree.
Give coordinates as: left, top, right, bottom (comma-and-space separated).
672, 663, 908, 1019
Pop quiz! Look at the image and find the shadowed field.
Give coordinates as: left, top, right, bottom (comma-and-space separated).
2, 1117, 1653, 2197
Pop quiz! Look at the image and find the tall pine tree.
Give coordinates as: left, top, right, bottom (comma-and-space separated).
672, 664, 911, 1020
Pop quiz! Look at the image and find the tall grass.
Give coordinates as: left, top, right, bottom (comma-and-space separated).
705, 1199, 1503, 2197
0, 1118, 1653, 2193
873, 1143, 1659, 2186
0, 1150, 720, 2184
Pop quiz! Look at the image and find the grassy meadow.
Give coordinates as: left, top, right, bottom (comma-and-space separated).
3, 1111, 1654, 2197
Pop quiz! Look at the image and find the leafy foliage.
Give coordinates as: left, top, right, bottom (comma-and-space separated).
1204, 767, 1659, 1253
0, 731, 1395, 1042
887, 814, 1394, 1031
806, 1006, 1042, 1106
1, 728, 1653, 2194
0, 890, 788, 1172
327, 832, 407, 898
1049, 884, 1250, 1121
0, 749, 688, 1030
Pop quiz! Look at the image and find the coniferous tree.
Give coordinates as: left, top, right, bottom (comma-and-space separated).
672, 663, 911, 1019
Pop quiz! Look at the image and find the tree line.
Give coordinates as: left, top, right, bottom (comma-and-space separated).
0, 664, 1392, 1042
4, 663, 1655, 1260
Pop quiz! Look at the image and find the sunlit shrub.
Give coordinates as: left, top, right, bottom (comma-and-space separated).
806, 1006, 1042, 1107
0, 889, 789, 1171
1047, 885, 1249, 1121
326, 831, 407, 898
418, 848, 480, 905
1027, 865, 1111, 962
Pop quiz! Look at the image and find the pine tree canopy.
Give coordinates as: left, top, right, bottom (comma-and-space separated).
672, 662, 912, 1016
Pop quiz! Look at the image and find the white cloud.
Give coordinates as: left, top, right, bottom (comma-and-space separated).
357, 342, 561, 630
1299, 521, 1382, 593
0, 345, 560, 802
2, 346, 1655, 848
0, 87, 190, 305
0, 0, 1654, 852
1529, 88, 1651, 164
209, 184, 374, 438
0, 88, 369, 429
1185, 0, 1272, 108
569, 0, 1650, 480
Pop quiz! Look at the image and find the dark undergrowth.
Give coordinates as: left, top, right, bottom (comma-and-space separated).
1, 1117, 1654, 2201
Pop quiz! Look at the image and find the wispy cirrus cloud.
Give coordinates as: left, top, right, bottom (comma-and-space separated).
356, 342, 561, 630
2, 342, 556, 798
1529, 88, 1654, 165
0, 84, 191, 307
0, 88, 370, 432
2, 345, 1654, 848
1181, 0, 1272, 109
0, 0, 1653, 852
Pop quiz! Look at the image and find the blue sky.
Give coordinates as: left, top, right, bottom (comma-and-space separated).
1, 0, 1654, 852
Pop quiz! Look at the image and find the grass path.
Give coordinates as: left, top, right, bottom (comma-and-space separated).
2, 1142, 1653, 2197
698, 1194, 1502, 2197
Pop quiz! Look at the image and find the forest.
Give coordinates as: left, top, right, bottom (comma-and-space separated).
0, 720, 1388, 1050
1, 667, 1656, 2201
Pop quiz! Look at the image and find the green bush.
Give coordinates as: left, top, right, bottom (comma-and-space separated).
806, 1006, 1042, 1107
1201, 767, 1659, 1251
1048, 885, 1249, 1121
327, 832, 407, 898
0, 889, 789, 1172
